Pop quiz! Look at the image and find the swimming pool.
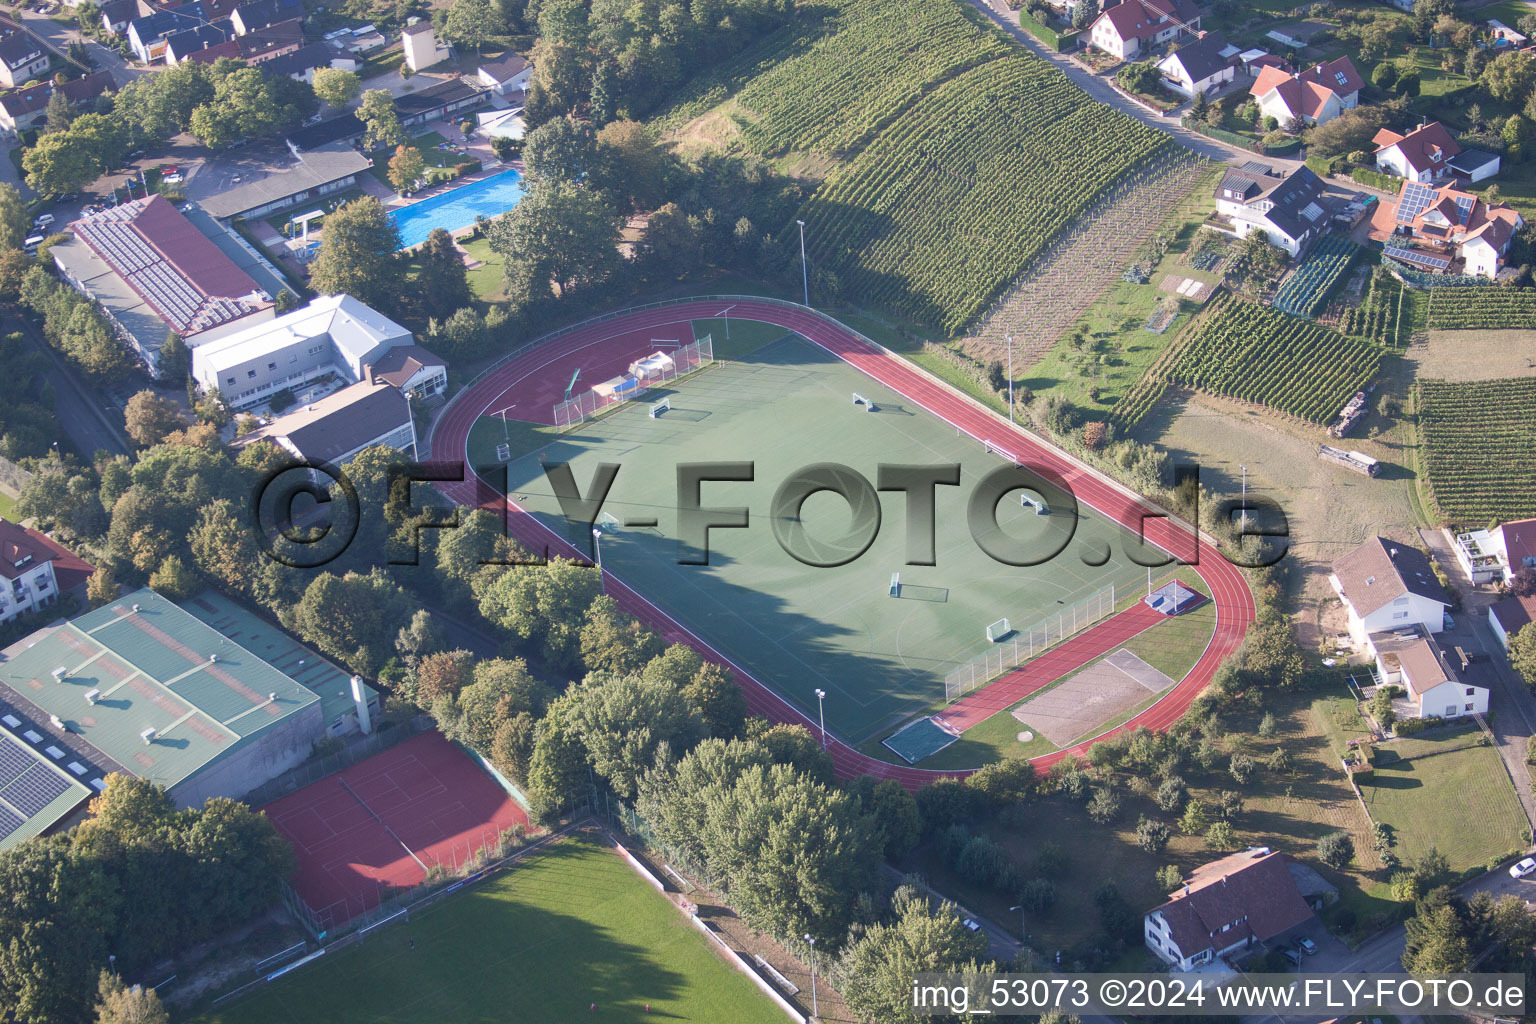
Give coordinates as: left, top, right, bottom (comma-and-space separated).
389, 167, 526, 249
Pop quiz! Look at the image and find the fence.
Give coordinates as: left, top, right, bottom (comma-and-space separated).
0, 454, 32, 498
242, 716, 433, 809
943, 582, 1117, 702
551, 333, 714, 428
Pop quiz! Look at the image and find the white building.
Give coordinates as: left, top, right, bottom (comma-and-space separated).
1489, 594, 1536, 651
191, 294, 418, 409
1210, 164, 1329, 256
1156, 32, 1235, 98
1370, 627, 1489, 720
477, 54, 530, 96
1452, 519, 1536, 585
1330, 536, 1450, 648
401, 21, 448, 72
1374, 122, 1462, 184
1087, 0, 1201, 60
1250, 56, 1362, 127
0, 520, 63, 625
1145, 848, 1315, 972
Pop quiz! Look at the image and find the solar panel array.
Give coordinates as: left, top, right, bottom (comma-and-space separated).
1397, 181, 1436, 223
1385, 244, 1451, 270
1453, 193, 1475, 226
73, 204, 254, 335
0, 732, 73, 839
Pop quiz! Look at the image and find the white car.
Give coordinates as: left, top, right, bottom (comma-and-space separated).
1509, 858, 1536, 879
162, 172, 183, 184
32, 213, 54, 228
961, 918, 981, 932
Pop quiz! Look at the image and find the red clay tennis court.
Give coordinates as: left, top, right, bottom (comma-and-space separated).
263, 731, 528, 929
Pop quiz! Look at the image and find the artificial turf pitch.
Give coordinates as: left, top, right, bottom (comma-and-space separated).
201, 838, 786, 1024
474, 333, 1155, 745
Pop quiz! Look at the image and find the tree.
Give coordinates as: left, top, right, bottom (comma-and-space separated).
569, 672, 702, 797
1087, 787, 1120, 824
1229, 752, 1257, 785
1191, 89, 1209, 121
1510, 622, 1536, 690
123, 390, 187, 447
1483, 51, 1536, 104
388, 144, 426, 194
23, 132, 98, 196
0, 837, 114, 1023
1135, 815, 1171, 853
157, 333, 190, 386
477, 558, 602, 669
312, 67, 361, 108
844, 775, 922, 860
94, 970, 168, 1024
0, 184, 27, 251
86, 564, 117, 606
1155, 864, 1182, 892
1306, 103, 1401, 158
836, 893, 989, 1024
1179, 799, 1209, 835
596, 120, 670, 211
1317, 830, 1354, 868
522, 116, 602, 186
289, 569, 412, 676
1511, 565, 1536, 597
1206, 820, 1238, 850
487, 177, 620, 295
682, 661, 745, 738
1403, 890, 1471, 972
414, 228, 473, 318
1372, 62, 1399, 90
357, 89, 404, 150
1155, 776, 1185, 812
443, 0, 504, 53
413, 649, 476, 706
965, 759, 1036, 808
307, 197, 400, 309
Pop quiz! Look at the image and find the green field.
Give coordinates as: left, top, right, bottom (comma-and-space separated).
200, 838, 786, 1024
482, 333, 1155, 744
1359, 727, 1528, 874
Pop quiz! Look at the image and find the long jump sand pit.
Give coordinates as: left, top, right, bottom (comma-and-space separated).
1012, 649, 1175, 746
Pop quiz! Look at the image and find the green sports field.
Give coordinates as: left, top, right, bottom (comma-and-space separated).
487, 335, 1155, 744
200, 838, 786, 1024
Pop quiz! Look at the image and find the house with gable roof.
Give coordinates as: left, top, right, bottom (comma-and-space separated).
1144, 848, 1316, 971
1210, 164, 1329, 255
1374, 122, 1465, 183
1088, 0, 1201, 61
1249, 56, 1362, 126
1156, 31, 1234, 98
1368, 179, 1523, 278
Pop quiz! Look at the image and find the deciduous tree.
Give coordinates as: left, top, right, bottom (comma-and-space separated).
307, 197, 400, 309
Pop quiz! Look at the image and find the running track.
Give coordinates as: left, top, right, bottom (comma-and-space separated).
428, 299, 1255, 790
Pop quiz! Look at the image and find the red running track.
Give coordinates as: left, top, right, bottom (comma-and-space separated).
429, 300, 1256, 789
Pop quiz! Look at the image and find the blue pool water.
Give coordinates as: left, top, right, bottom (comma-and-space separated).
389, 168, 526, 249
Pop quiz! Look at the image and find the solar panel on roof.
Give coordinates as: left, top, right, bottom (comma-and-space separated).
0, 763, 72, 817
1397, 181, 1436, 223
0, 806, 21, 840
1454, 194, 1475, 226
1385, 244, 1450, 270
1335, 71, 1348, 86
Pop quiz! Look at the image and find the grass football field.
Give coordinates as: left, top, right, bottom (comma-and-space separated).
200, 838, 786, 1024
475, 331, 1156, 745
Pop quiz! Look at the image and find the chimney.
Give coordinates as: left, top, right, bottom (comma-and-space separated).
1390, 547, 1398, 558
350, 675, 373, 735
363, 362, 373, 384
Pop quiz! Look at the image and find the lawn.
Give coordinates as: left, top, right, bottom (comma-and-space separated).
0, 490, 17, 521
460, 236, 504, 302
916, 567, 1216, 770
199, 838, 787, 1024
1358, 726, 1529, 875
369, 131, 473, 188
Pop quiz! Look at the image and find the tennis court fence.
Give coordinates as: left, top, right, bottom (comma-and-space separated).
242, 716, 434, 809
943, 583, 1117, 703
552, 334, 713, 428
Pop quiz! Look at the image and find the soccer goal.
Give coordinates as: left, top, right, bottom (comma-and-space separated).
495, 443, 511, 463
889, 572, 901, 597
984, 440, 1019, 464
851, 392, 876, 411
649, 397, 671, 418
1020, 492, 1050, 515
598, 512, 622, 532
985, 618, 1011, 642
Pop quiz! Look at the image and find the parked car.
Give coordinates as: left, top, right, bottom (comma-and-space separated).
159, 165, 179, 175
1509, 858, 1536, 879
961, 918, 981, 932
31, 213, 54, 228
1295, 937, 1317, 956
23, 234, 44, 253
1283, 948, 1303, 968
162, 173, 184, 184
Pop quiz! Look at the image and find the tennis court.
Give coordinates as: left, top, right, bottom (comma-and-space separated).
263, 731, 527, 929
482, 335, 1158, 744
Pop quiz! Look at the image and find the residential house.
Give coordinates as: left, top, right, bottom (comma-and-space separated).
190, 293, 420, 408
396, 78, 489, 127
51, 195, 275, 377
1374, 121, 1461, 183
1087, 0, 1201, 61
1210, 164, 1329, 255
1490, 593, 1536, 650
401, 20, 448, 71
229, 0, 303, 35
477, 54, 530, 96
1370, 627, 1488, 720
1368, 179, 1523, 278
127, 5, 210, 62
371, 344, 448, 401
0, 19, 49, 89
233, 379, 418, 466
0, 70, 115, 133
1156, 31, 1234, 98
1250, 56, 1362, 127
1144, 848, 1315, 971
98, 0, 139, 36
1331, 536, 1449, 647
1488, 19, 1527, 46
0, 518, 94, 624
234, 18, 303, 62
261, 41, 359, 82
1452, 519, 1536, 585
163, 21, 234, 63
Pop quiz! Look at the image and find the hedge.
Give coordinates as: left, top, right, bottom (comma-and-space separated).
1017, 9, 1079, 51
1180, 117, 1260, 152
1305, 154, 1342, 177
1351, 166, 1400, 192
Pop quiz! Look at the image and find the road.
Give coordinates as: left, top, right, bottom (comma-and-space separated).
13, 8, 151, 90
9, 311, 132, 458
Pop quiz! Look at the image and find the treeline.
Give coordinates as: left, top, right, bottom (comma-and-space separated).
0, 776, 291, 1024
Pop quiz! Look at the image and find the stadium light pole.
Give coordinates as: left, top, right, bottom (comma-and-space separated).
1006, 333, 1014, 424
796, 220, 809, 307
804, 934, 819, 1019
1240, 464, 1247, 533
814, 688, 827, 749
1010, 904, 1027, 944
592, 528, 605, 594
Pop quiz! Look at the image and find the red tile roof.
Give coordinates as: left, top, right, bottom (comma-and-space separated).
1094, 0, 1199, 43
0, 518, 95, 592
1375, 121, 1461, 176
68, 195, 270, 337
1251, 57, 1361, 121
1491, 593, 1536, 642
1153, 850, 1314, 960
1499, 519, 1536, 570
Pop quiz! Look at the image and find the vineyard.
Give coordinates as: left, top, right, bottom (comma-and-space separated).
1339, 268, 1406, 345
1272, 234, 1357, 316
1161, 298, 1383, 422
797, 56, 1172, 334
1424, 287, 1536, 330
1415, 377, 1536, 523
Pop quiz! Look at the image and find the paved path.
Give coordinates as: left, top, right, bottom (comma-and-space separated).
13, 8, 151, 89
8, 312, 132, 457
428, 299, 1256, 789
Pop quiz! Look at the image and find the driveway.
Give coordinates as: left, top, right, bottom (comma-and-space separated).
12, 8, 153, 89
